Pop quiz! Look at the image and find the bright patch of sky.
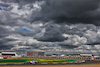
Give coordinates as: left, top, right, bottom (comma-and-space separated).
15, 27, 34, 32
0, 7, 2, 10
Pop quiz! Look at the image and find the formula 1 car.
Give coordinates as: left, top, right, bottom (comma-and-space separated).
23, 60, 39, 64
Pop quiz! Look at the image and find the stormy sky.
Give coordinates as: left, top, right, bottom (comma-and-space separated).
0, 0, 100, 55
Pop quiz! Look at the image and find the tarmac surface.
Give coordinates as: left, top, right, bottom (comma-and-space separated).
0, 60, 100, 66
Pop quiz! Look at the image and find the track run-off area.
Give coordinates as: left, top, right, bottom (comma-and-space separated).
0, 64, 100, 67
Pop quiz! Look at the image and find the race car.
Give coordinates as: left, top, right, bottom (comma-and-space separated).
23, 60, 39, 64
30, 60, 36, 64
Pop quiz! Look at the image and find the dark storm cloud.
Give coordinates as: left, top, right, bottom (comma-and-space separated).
59, 44, 78, 49
0, 38, 14, 50
37, 32, 67, 42
0, 45, 13, 50
1, 0, 100, 55
35, 23, 68, 42
32, 0, 100, 25
87, 42, 100, 45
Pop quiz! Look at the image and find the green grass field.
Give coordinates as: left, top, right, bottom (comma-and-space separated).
0, 58, 76, 63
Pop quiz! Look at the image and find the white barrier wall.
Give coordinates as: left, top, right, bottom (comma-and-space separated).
0, 57, 3, 59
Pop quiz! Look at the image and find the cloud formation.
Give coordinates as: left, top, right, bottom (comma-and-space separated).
0, 0, 100, 55
32, 0, 100, 25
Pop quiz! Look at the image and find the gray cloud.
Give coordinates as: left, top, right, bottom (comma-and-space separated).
34, 22, 68, 42
1, 0, 42, 4
0, 38, 14, 50
1, 0, 100, 55
59, 44, 78, 49
31, 0, 100, 25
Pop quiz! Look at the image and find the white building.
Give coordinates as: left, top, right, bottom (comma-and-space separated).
0, 52, 18, 56
80, 54, 93, 56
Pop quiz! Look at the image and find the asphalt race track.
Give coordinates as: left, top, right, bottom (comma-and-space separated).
0, 60, 100, 66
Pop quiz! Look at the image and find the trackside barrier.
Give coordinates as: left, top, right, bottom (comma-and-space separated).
53, 62, 58, 64
41, 63, 48, 64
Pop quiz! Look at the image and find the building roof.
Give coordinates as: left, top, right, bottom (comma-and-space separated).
1, 52, 16, 54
